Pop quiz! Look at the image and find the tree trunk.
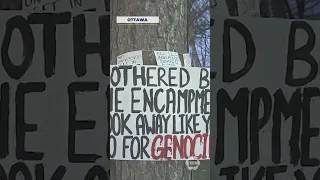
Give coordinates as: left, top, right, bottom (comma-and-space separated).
110, 0, 192, 180
111, 0, 189, 64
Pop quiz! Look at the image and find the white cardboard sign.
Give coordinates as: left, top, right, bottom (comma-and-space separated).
154, 51, 182, 67
110, 65, 210, 160
183, 53, 192, 67
117, 50, 143, 65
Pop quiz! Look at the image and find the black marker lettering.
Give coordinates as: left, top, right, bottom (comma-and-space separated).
266, 166, 287, 180
168, 67, 177, 87
223, 19, 255, 82
16, 82, 45, 160
273, 89, 301, 165
28, 13, 71, 78
9, 162, 32, 180
219, 166, 239, 180
114, 88, 124, 112
146, 67, 157, 87
180, 68, 190, 88
131, 87, 141, 113
1, 16, 34, 80
286, 21, 317, 87
216, 88, 249, 165
158, 67, 168, 86
0, 83, 9, 159
133, 66, 146, 86
199, 68, 209, 89
250, 88, 272, 164
73, 14, 110, 77
122, 136, 132, 158
301, 87, 320, 166
68, 82, 101, 163
35, 164, 66, 180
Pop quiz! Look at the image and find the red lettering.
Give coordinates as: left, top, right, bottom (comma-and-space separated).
172, 135, 184, 159
164, 135, 172, 160
192, 134, 203, 159
151, 135, 163, 160
183, 135, 193, 159
150, 134, 209, 160
202, 133, 209, 159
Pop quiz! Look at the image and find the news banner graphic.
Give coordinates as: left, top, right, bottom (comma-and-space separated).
109, 64, 210, 161
116, 16, 160, 24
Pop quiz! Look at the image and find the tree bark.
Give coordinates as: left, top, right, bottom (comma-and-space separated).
111, 0, 189, 65
110, 0, 192, 180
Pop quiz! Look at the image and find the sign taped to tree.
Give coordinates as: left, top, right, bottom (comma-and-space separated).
109, 65, 210, 160
154, 51, 182, 67
117, 50, 143, 65
211, 15, 320, 179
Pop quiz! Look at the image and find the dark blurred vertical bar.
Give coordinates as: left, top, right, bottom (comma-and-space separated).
105, 0, 110, 12
210, 18, 216, 79
106, 1, 111, 180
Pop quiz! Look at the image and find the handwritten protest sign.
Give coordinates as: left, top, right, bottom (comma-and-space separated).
117, 50, 143, 65
22, 0, 105, 12
154, 51, 182, 67
0, 10, 110, 179
211, 15, 320, 179
109, 65, 210, 160
183, 53, 192, 67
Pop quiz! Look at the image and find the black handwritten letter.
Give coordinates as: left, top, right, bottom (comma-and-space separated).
199, 68, 209, 89
286, 21, 317, 87
35, 164, 66, 180
73, 14, 110, 77
266, 166, 287, 180
250, 88, 272, 164
179, 68, 190, 88
9, 162, 32, 180
68, 82, 101, 163
273, 89, 301, 165
1, 16, 34, 80
219, 166, 240, 180
301, 87, 320, 166
0, 83, 9, 159
16, 83, 45, 160
28, 13, 72, 78
223, 19, 255, 82
216, 88, 249, 165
